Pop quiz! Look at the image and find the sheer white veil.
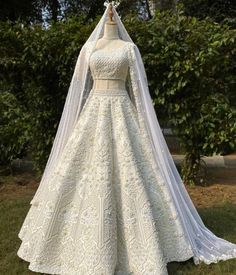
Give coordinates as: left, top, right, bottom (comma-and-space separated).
30, 1, 236, 266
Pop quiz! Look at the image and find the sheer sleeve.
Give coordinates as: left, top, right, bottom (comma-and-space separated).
125, 66, 136, 110
79, 66, 93, 115
126, 42, 149, 122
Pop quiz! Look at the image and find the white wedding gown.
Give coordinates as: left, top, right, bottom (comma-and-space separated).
17, 42, 194, 274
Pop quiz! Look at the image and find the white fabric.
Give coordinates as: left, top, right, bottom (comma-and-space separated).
18, 42, 193, 274
28, 1, 236, 267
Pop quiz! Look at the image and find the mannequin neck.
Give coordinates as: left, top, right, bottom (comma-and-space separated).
103, 22, 120, 40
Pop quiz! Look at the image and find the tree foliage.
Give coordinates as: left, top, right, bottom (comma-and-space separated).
0, 0, 43, 23
0, 0, 155, 24
0, 16, 97, 172
181, 0, 236, 28
0, 6, 236, 184
126, 6, 236, 184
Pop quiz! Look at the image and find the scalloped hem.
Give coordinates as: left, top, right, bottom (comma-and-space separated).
18, 241, 236, 275
193, 248, 236, 265
17, 246, 189, 275
17, 234, 194, 275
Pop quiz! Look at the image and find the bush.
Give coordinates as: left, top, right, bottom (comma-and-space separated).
181, 0, 236, 27
1, 7, 236, 184
0, 17, 97, 173
0, 92, 30, 164
125, 6, 236, 184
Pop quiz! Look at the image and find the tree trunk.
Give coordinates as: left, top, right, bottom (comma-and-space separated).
48, 0, 60, 22
148, 0, 177, 16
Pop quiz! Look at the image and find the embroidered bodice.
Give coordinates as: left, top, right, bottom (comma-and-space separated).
89, 43, 130, 82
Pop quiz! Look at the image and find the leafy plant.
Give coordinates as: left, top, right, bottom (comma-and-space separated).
0, 92, 30, 165
1, 7, 236, 184
0, 17, 97, 173
125, 6, 236, 184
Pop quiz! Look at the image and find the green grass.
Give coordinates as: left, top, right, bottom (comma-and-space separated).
1, 196, 236, 274
168, 202, 236, 275
0, 196, 37, 275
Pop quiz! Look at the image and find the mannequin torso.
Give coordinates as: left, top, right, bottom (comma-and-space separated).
92, 22, 129, 91
95, 21, 126, 51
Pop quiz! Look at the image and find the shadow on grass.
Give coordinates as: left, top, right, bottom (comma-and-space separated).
0, 196, 236, 275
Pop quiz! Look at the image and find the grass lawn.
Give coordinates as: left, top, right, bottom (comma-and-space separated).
0, 171, 236, 275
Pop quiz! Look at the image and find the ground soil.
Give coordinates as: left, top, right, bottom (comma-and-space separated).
0, 169, 235, 209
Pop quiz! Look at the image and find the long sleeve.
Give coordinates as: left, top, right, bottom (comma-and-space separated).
125, 66, 137, 109
79, 66, 93, 115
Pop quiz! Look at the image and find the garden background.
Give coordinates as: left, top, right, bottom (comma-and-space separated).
0, 0, 236, 274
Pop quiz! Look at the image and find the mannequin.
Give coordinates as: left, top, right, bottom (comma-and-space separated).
93, 4, 127, 91
17, 3, 236, 273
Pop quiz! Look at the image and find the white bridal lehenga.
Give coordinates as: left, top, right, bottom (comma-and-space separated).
17, 42, 193, 275
17, 3, 236, 275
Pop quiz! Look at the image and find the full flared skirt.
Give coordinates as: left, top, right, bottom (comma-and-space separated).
17, 88, 194, 275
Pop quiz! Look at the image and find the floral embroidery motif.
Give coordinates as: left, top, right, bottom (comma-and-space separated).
17, 41, 194, 275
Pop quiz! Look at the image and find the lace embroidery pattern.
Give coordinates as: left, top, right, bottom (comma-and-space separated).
17, 41, 194, 275
89, 43, 129, 81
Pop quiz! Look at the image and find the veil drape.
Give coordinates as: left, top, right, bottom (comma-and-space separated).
30, 2, 236, 266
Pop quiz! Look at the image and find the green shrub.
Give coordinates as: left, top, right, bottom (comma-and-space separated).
0, 17, 97, 173
181, 0, 236, 27
125, 7, 236, 184
0, 91, 30, 164
1, 7, 236, 184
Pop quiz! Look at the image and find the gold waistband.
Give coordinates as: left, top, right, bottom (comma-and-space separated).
92, 79, 126, 90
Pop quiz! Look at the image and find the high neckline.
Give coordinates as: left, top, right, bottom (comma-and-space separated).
102, 37, 120, 40
92, 42, 129, 53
